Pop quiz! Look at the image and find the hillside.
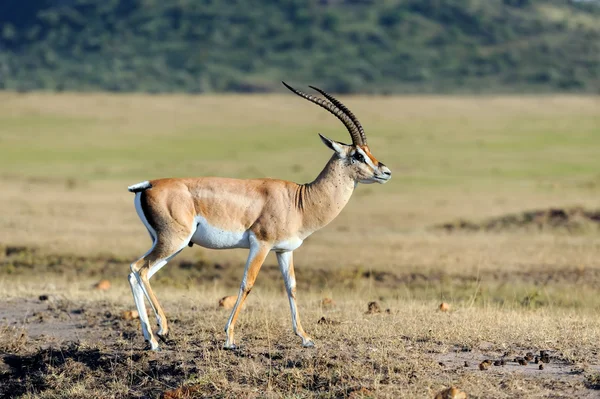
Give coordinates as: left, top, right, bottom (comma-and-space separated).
0, 0, 598, 93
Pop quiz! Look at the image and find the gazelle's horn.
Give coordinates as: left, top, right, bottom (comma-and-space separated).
309, 85, 366, 145
282, 82, 363, 146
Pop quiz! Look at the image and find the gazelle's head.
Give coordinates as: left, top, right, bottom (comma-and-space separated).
283, 82, 391, 184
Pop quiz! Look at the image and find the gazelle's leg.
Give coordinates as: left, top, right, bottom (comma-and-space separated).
144, 240, 190, 337
224, 236, 271, 349
133, 236, 190, 348
276, 251, 314, 347
128, 258, 153, 345
136, 260, 168, 339
130, 261, 161, 350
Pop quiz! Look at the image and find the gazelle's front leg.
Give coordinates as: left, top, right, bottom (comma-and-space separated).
276, 251, 314, 347
224, 235, 271, 349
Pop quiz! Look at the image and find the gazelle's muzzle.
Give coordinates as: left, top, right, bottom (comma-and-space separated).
374, 163, 391, 183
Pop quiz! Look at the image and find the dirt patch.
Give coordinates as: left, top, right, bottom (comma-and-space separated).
3, 245, 600, 296
435, 207, 600, 233
0, 297, 134, 345
438, 347, 599, 376
437, 347, 600, 392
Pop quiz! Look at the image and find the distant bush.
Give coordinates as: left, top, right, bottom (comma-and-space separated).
0, 0, 598, 93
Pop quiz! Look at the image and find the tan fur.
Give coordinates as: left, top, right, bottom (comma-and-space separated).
140, 155, 357, 243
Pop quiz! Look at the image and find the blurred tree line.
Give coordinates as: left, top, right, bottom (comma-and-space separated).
0, 0, 598, 93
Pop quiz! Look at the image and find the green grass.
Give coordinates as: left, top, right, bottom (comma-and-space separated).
0, 94, 598, 191
1, 94, 599, 259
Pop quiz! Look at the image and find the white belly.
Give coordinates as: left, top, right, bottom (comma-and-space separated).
190, 216, 250, 249
272, 237, 303, 252
190, 216, 304, 251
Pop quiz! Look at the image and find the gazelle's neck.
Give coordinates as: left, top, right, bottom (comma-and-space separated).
297, 155, 355, 236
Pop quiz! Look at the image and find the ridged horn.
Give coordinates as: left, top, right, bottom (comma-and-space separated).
282, 81, 364, 146
308, 85, 366, 145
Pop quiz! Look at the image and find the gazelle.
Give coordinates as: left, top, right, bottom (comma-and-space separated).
127, 82, 391, 350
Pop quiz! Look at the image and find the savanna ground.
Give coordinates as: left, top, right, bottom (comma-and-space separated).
0, 93, 599, 398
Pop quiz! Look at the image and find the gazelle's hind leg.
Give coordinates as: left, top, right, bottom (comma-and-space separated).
131, 235, 193, 350
129, 190, 196, 350
128, 260, 153, 345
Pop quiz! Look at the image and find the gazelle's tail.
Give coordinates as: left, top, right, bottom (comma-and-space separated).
127, 181, 152, 193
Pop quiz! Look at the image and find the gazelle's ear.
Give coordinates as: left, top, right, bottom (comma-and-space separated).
318, 133, 346, 155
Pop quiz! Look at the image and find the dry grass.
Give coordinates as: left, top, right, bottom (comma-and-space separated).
0, 93, 599, 397
1, 279, 600, 398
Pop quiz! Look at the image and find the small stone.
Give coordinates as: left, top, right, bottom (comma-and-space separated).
218, 296, 237, 310
317, 316, 339, 325
463, 361, 469, 367
94, 279, 111, 291
479, 361, 490, 370
539, 363, 544, 370
121, 310, 139, 320
434, 386, 467, 399
366, 301, 381, 314
321, 297, 335, 308
439, 302, 450, 312
349, 387, 373, 399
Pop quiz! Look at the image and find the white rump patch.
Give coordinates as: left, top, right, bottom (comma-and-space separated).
133, 191, 157, 249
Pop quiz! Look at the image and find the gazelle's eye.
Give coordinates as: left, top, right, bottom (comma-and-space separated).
353, 152, 365, 163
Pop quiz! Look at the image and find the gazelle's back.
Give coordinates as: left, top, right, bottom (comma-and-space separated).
141, 177, 301, 249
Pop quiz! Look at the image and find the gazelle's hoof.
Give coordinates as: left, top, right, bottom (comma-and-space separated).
157, 332, 173, 345
145, 340, 161, 351
223, 342, 238, 350
302, 340, 315, 348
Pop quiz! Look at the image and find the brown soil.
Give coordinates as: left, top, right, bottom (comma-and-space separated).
437, 347, 600, 379
3, 245, 600, 293
436, 207, 600, 233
